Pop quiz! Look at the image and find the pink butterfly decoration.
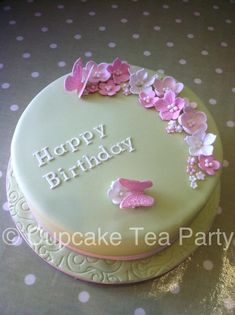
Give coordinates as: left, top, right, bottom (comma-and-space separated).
64, 58, 94, 98
107, 178, 155, 209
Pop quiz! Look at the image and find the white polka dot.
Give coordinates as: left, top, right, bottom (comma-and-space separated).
143, 51, 151, 56
0, 63, 4, 69
194, 78, 202, 84
134, 308, 145, 315
179, 59, 187, 65
74, 34, 82, 40
84, 51, 92, 57
121, 18, 128, 23
99, 26, 106, 31
221, 42, 228, 47
57, 4, 64, 9
213, 5, 219, 10
24, 274, 36, 285
41, 26, 48, 32
1, 83, 10, 89
203, 260, 214, 270
49, 43, 58, 49
224, 298, 235, 310
27, 0, 34, 3
223, 160, 229, 167
34, 12, 42, 17
80, 0, 87, 2
108, 42, 116, 48
3, 6, 11, 11
217, 206, 223, 214
162, 4, 169, 9
58, 61, 66, 67
132, 33, 140, 39
78, 291, 90, 303
232, 87, 235, 93
22, 52, 31, 59
31, 72, 39, 78
225, 19, 232, 24
194, 11, 200, 16
111, 4, 118, 9
208, 26, 214, 31
12, 235, 23, 246
166, 42, 174, 47
169, 283, 180, 294
10, 104, 19, 111
142, 11, 150, 16
9, 20, 16, 25
175, 18, 182, 23
201, 50, 208, 55
182, 0, 188, 2
209, 98, 217, 105
153, 25, 161, 31
0, 170, 2, 178
215, 68, 223, 74
187, 33, 194, 39
89, 11, 96, 16
66, 19, 73, 24
2, 202, 9, 211
16, 36, 24, 41
226, 120, 235, 127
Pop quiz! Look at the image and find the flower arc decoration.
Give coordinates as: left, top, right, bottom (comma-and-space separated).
107, 178, 154, 209
64, 57, 221, 191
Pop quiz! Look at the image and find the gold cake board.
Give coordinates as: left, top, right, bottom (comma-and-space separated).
6, 162, 220, 284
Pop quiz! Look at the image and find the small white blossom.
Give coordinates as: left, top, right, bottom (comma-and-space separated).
196, 171, 206, 180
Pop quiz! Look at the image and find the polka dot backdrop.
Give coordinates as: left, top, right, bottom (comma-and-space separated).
0, 0, 234, 314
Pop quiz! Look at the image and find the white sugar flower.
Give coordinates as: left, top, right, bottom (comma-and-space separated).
129, 69, 156, 94
107, 179, 129, 205
196, 171, 206, 180
185, 130, 216, 156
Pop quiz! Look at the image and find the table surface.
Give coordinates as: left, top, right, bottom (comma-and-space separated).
0, 0, 234, 314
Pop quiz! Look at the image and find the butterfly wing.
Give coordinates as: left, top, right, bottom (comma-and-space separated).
64, 58, 83, 92
119, 178, 153, 192
120, 192, 154, 209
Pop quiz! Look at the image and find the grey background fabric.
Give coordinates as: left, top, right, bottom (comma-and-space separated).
0, 0, 234, 314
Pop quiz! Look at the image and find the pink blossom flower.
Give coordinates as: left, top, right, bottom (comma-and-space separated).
198, 155, 221, 175
139, 88, 158, 108
107, 57, 130, 84
186, 165, 196, 175
98, 79, 121, 96
155, 90, 185, 120
129, 69, 156, 94
85, 61, 111, 83
178, 107, 208, 134
86, 83, 99, 93
153, 76, 184, 97
107, 179, 129, 205
185, 130, 216, 156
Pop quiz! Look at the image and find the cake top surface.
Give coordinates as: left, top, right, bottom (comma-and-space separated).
11, 59, 222, 257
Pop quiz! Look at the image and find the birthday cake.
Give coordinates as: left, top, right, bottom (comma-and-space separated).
10, 58, 222, 263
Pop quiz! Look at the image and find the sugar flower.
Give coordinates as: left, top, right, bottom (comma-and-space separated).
155, 90, 185, 120
107, 179, 129, 205
185, 130, 216, 156
85, 61, 111, 83
129, 69, 156, 94
139, 88, 158, 108
178, 107, 207, 134
198, 155, 221, 175
153, 76, 184, 97
108, 57, 130, 84
98, 79, 121, 96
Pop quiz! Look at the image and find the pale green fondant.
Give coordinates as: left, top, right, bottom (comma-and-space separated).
11, 68, 222, 258
6, 162, 220, 284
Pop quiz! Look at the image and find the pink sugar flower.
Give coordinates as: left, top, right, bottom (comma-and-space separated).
155, 90, 185, 120
86, 83, 99, 93
107, 57, 130, 84
153, 76, 184, 97
139, 89, 158, 108
178, 107, 208, 134
98, 79, 121, 96
85, 61, 111, 83
198, 155, 221, 175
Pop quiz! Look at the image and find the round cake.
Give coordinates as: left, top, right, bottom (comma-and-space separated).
10, 58, 222, 260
